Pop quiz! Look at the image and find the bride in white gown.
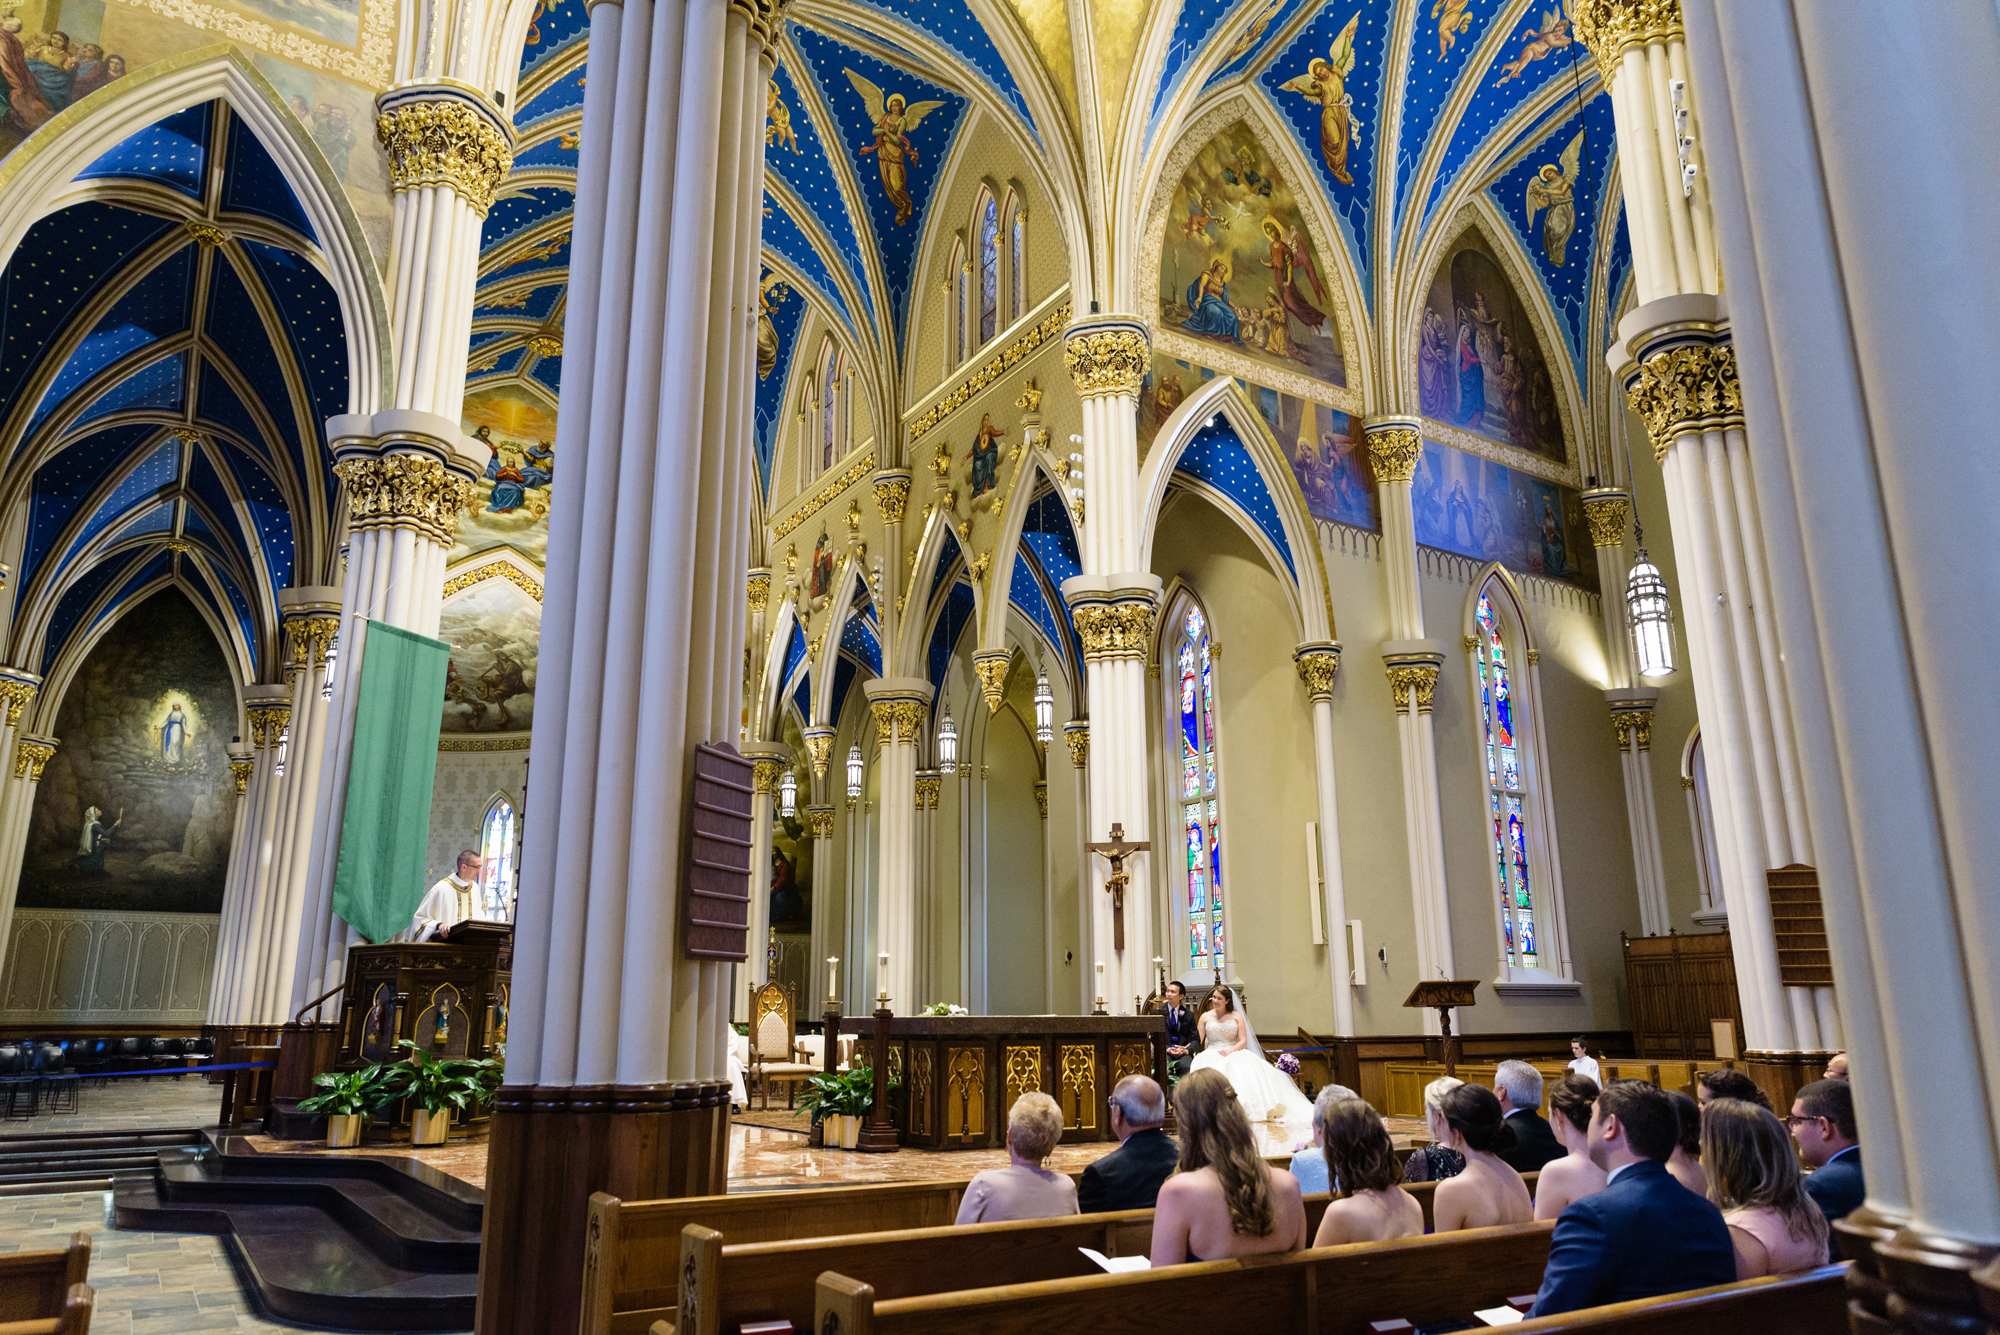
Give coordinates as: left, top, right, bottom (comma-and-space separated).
1189, 985, 1314, 1125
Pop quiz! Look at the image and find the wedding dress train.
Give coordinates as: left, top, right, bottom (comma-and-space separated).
1189, 1014, 1314, 1124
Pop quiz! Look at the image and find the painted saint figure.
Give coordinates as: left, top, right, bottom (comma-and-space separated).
844, 69, 946, 227
1496, 7, 1573, 84
1182, 258, 1239, 341
757, 272, 788, 379
1456, 317, 1485, 428
1277, 13, 1362, 187
966, 414, 1004, 500
75, 805, 121, 874
1258, 217, 1327, 354
1419, 306, 1453, 418
1524, 132, 1584, 267
160, 702, 188, 765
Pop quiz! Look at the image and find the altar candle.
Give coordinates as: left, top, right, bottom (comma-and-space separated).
828, 957, 839, 1001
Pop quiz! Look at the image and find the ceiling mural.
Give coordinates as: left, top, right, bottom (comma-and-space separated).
456, 386, 556, 569
754, 269, 807, 497
1418, 230, 1563, 460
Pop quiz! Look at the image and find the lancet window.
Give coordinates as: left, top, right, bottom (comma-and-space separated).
1170, 600, 1225, 975
1474, 588, 1536, 968
480, 795, 516, 918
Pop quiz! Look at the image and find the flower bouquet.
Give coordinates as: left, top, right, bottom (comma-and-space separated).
919, 1002, 969, 1017
1274, 1051, 1302, 1077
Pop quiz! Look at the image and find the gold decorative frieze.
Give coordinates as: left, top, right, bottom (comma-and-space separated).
751, 758, 786, 796
1064, 725, 1089, 770
230, 757, 254, 795
376, 101, 513, 217
871, 698, 926, 744
14, 738, 55, 782
1364, 426, 1423, 485
1573, 0, 1683, 80
973, 653, 1010, 712
772, 454, 876, 540
1580, 490, 1632, 549
438, 734, 532, 751
1294, 645, 1342, 703
336, 456, 482, 547
1071, 600, 1157, 661
1058, 1044, 1098, 1131
247, 705, 292, 749
1386, 663, 1440, 715
908, 303, 1070, 444
1004, 1044, 1043, 1111
1624, 343, 1742, 462
1063, 326, 1149, 399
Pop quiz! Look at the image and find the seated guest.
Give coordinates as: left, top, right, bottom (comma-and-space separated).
1534, 1074, 1607, 1221
1314, 1099, 1424, 1245
1161, 981, 1199, 1079
1702, 1097, 1830, 1277
1431, 1083, 1534, 1232
1824, 1052, 1848, 1082
1403, 1077, 1468, 1182
1791, 1078, 1862, 1260
1696, 1068, 1771, 1110
1530, 1081, 1737, 1316
1150, 1069, 1308, 1264
954, 1091, 1078, 1224
1668, 1090, 1708, 1197
1288, 1083, 1359, 1195
1078, 1074, 1177, 1212
1567, 1036, 1601, 1086
1493, 1059, 1563, 1173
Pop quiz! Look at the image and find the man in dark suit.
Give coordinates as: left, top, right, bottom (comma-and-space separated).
1160, 981, 1198, 1079
1530, 1080, 1736, 1317
1792, 1078, 1862, 1261
1077, 1075, 1178, 1213
1493, 1059, 1563, 1173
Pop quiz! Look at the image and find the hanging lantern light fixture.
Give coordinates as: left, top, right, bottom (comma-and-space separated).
320, 631, 338, 703
846, 742, 864, 799
1626, 540, 1676, 678
1033, 662, 1054, 748
778, 765, 798, 818
937, 694, 958, 774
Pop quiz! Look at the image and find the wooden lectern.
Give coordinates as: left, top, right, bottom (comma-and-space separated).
1403, 979, 1480, 1077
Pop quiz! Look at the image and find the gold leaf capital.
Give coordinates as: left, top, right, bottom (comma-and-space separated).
1063, 325, 1149, 399
376, 100, 513, 217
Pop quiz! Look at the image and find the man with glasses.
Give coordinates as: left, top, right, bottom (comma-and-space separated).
1790, 1078, 1862, 1261
1077, 1075, 1177, 1212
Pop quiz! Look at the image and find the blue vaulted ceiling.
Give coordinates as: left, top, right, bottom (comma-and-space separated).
0, 98, 354, 684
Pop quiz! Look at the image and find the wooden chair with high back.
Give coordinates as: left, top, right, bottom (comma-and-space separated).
747, 980, 816, 1110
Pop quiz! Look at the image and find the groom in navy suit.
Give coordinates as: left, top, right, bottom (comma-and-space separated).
1160, 981, 1198, 1079
1531, 1081, 1737, 1316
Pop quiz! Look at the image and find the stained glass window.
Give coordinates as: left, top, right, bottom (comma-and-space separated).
979, 196, 999, 344
1475, 592, 1536, 967
1011, 213, 1025, 319
1175, 603, 1225, 973
479, 796, 516, 919
820, 353, 837, 471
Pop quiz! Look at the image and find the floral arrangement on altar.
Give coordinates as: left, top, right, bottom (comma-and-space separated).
1274, 1052, 1302, 1077
919, 1002, 969, 1017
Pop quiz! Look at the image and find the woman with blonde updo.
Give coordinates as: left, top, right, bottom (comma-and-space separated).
1150, 1069, 1307, 1264
954, 1091, 1079, 1224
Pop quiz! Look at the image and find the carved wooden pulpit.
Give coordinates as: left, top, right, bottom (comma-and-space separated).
1086, 823, 1149, 951
1403, 978, 1480, 1077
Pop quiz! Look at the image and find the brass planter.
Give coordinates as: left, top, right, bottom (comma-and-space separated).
410, 1108, 451, 1146
325, 1114, 364, 1148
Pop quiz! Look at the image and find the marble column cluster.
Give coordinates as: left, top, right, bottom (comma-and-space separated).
288, 417, 485, 1020
1580, 489, 1670, 936
1293, 643, 1353, 1035
738, 743, 786, 1022
1363, 420, 1453, 1009
861, 680, 928, 1007
913, 769, 941, 1005
1578, 0, 1834, 1069
1059, 316, 1157, 1013
1063, 721, 1089, 1012
480, 1, 787, 1323
209, 686, 289, 1024
1681, 1, 2000, 1323
0, 669, 47, 968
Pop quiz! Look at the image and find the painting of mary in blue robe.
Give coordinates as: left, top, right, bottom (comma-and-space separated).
1182, 259, 1239, 342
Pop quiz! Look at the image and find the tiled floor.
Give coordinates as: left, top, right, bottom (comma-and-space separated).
0, 1190, 468, 1334
1, 1077, 220, 1136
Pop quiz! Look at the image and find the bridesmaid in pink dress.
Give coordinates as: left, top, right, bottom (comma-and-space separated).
1699, 1098, 1831, 1277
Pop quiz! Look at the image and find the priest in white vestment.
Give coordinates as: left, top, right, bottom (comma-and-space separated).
409, 851, 487, 942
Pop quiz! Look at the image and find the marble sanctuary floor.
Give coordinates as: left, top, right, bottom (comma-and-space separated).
1, 1076, 222, 1135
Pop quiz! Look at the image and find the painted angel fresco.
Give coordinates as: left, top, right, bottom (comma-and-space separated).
844, 69, 946, 226
1225, 0, 1285, 63
1525, 131, 1583, 266
1432, 0, 1474, 61
1496, 5, 1572, 84
1277, 13, 1362, 187
757, 271, 788, 379
766, 78, 800, 153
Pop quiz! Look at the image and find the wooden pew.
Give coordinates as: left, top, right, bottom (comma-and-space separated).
1503, 1264, 1846, 1332
0, 1232, 91, 1330
806, 1221, 1557, 1335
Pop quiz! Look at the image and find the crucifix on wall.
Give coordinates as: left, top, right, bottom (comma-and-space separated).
1087, 822, 1150, 951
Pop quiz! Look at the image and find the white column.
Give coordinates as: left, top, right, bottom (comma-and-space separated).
861, 680, 929, 1008
1064, 722, 1089, 1013
216, 690, 289, 1024
0, 671, 42, 968
1037, 778, 1052, 1012
914, 771, 940, 1005
1294, 644, 1353, 1035
1363, 421, 1453, 1012
1684, 0, 2000, 1294
805, 803, 835, 1007
740, 745, 786, 1021
0, 732, 54, 969
288, 418, 484, 1018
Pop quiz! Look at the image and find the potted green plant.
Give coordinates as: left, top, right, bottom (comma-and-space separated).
381, 1039, 503, 1146
296, 1065, 395, 1147
797, 1071, 848, 1147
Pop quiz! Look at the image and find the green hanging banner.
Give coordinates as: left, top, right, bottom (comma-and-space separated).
331, 620, 450, 944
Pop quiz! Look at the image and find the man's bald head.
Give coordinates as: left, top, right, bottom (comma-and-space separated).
1109, 1074, 1165, 1128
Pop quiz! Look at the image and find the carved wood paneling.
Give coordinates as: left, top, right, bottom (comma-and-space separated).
0, 908, 217, 1023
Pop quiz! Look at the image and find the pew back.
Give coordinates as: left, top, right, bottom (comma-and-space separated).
812, 1221, 1557, 1335
0, 1233, 90, 1324
1506, 1265, 1847, 1332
